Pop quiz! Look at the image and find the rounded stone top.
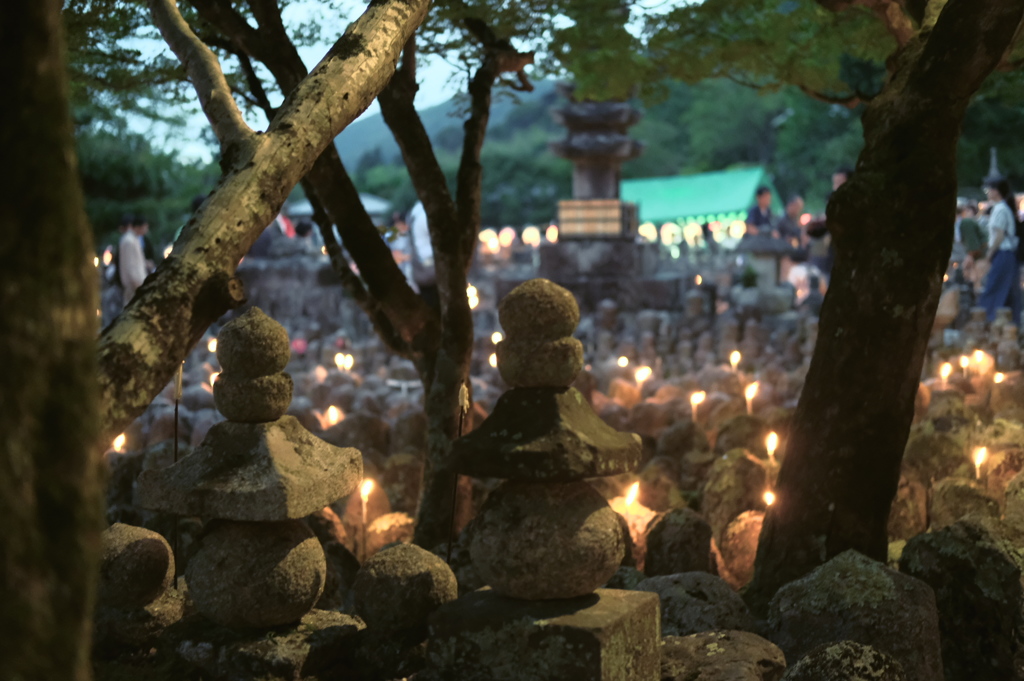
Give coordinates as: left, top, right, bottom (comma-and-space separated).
216, 307, 291, 379
353, 544, 458, 636
99, 523, 175, 610
498, 279, 580, 342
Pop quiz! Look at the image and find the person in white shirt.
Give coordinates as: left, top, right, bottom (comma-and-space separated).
118, 222, 148, 305
406, 201, 438, 310
978, 176, 1021, 324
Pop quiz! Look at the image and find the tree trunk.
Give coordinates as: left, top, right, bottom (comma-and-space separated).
746, 0, 1024, 614
0, 1, 104, 678
378, 41, 499, 549
96, 0, 429, 444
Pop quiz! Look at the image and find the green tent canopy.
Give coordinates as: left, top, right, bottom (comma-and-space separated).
620, 167, 782, 226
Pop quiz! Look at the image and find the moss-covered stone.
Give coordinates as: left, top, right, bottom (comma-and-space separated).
497, 336, 584, 388
928, 477, 999, 530
781, 641, 907, 681
424, 589, 660, 681
636, 572, 754, 637
661, 630, 785, 681
899, 517, 1024, 681
700, 448, 769, 544
644, 508, 713, 577
216, 307, 291, 380
453, 387, 642, 481
213, 372, 293, 423
768, 550, 942, 681
498, 278, 581, 342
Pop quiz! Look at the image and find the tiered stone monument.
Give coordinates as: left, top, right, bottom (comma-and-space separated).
136, 307, 363, 629
424, 279, 660, 681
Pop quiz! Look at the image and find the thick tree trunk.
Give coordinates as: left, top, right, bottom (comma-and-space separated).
96, 0, 429, 444
0, 1, 104, 678
746, 0, 1024, 613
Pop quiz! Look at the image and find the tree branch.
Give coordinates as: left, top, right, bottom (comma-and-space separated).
798, 84, 866, 108
146, 0, 253, 158
816, 0, 916, 46
192, 0, 439, 358
455, 55, 498, 265
98, 0, 430, 442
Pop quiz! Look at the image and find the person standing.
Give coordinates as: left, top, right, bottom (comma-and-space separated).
776, 195, 804, 245
745, 186, 773, 236
407, 201, 438, 311
118, 219, 148, 305
978, 176, 1021, 324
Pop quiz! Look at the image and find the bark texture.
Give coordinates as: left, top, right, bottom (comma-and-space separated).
746, 0, 1024, 614
0, 1, 104, 678
96, 0, 430, 444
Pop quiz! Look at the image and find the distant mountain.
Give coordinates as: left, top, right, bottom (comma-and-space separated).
335, 80, 561, 168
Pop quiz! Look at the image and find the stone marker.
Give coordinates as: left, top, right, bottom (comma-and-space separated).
780, 640, 907, 681
660, 630, 786, 681
426, 279, 658, 681
136, 307, 363, 632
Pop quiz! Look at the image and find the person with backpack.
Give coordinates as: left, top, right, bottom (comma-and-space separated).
978, 175, 1021, 325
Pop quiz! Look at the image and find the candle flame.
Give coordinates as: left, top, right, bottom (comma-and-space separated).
635, 366, 653, 383
940, 362, 952, 381
112, 433, 126, 453
695, 275, 702, 286
959, 355, 969, 369
690, 390, 706, 406
93, 256, 100, 267
321, 245, 327, 255
314, 365, 328, 383
163, 244, 173, 258
210, 371, 220, 384
479, 228, 497, 244
625, 481, 639, 507
995, 372, 1006, 384
524, 224, 540, 245
489, 353, 497, 368
745, 382, 759, 401
617, 356, 629, 368
764, 490, 776, 506
327, 405, 343, 426
766, 431, 779, 458
973, 350, 985, 364
334, 352, 345, 370
360, 479, 374, 503
486, 237, 500, 254
973, 446, 988, 468
730, 350, 741, 370
491, 331, 503, 344
102, 248, 113, 266
208, 338, 218, 353
498, 227, 516, 248
546, 225, 559, 243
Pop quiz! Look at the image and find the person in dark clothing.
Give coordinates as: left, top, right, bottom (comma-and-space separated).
805, 167, 853, 279
776, 195, 804, 245
745, 186, 773, 235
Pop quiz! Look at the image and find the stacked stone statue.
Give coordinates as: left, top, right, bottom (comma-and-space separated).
424, 279, 660, 681
136, 307, 362, 629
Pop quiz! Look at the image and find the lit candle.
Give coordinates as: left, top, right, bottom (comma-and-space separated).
489, 353, 497, 368
959, 355, 969, 378
695, 275, 703, 286
995, 372, 1006, 384
766, 431, 779, 465
617, 356, 629, 368
764, 490, 776, 507
327, 405, 342, 426
208, 338, 218, 354
745, 382, 759, 415
635, 366, 653, 385
491, 331, 503, 344
973, 349, 985, 367
690, 391, 706, 422
209, 371, 220, 385
360, 479, 374, 562
973, 447, 988, 481
730, 350, 741, 372
334, 352, 345, 370
112, 433, 126, 453
939, 362, 952, 388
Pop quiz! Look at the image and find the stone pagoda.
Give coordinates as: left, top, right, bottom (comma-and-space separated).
424, 279, 660, 681
136, 307, 363, 629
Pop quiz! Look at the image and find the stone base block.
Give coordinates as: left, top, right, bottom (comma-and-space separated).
166, 609, 364, 681
424, 588, 660, 681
